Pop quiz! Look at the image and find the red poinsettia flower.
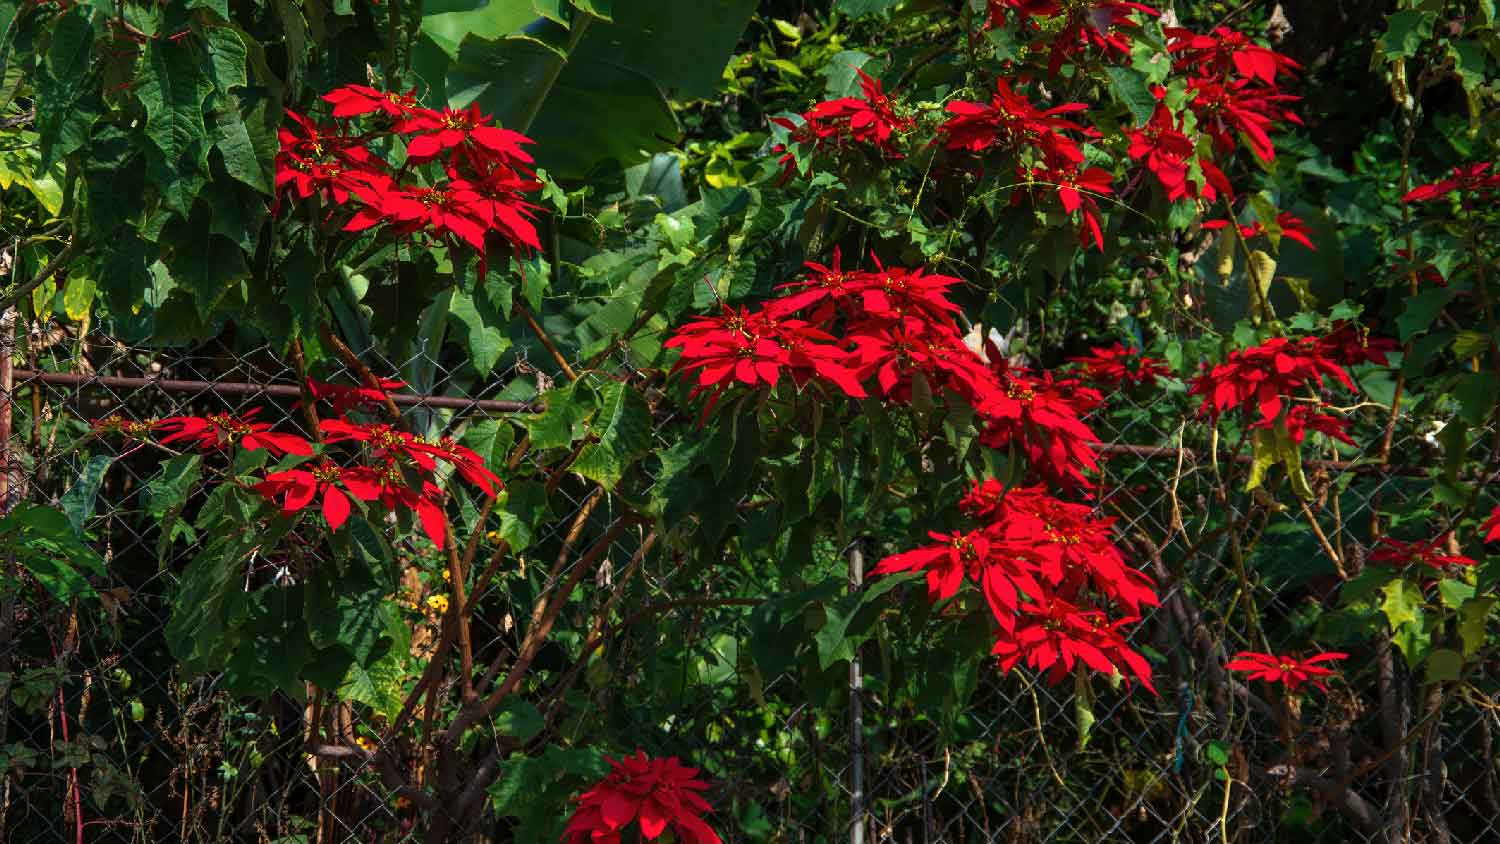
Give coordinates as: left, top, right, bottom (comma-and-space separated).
254, 462, 354, 529
1247, 403, 1354, 445
1188, 336, 1354, 424
345, 181, 492, 253
342, 461, 449, 548
154, 410, 313, 458
989, 0, 1160, 74
1316, 322, 1397, 367
992, 596, 1155, 692
848, 317, 994, 404
1368, 537, 1476, 572
416, 436, 504, 497
274, 111, 382, 206
1226, 651, 1346, 692
1201, 212, 1314, 250
303, 378, 407, 416
562, 752, 720, 844
1166, 26, 1300, 85
976, 362, 1102, 490
939, 79, 1091, 168
1124, 106, 1232, 202
463, 162, 544, 251
1402, 162, 1500, 203
1017, 164, 1114, 250
1482, 507, 1500, 544
770, 69, 913, 181
1182, 76, 1301, 163
322, 84, 422, 119
1068, 343, 1171, 387
394, 103, 535, 169
770, 250, 962, 325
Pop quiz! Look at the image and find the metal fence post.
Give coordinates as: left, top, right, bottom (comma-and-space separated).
849, 540, 866, 844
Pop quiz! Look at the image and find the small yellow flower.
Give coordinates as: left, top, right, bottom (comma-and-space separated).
355, 736, 376, 753
426, 594, 450, 615
442, 568, 451, 582
394, 796, 412, 811
485, 530, 501, 543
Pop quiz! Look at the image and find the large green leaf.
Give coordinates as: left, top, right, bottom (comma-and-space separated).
571, 0, 755, 100
570, 379, 652, 487
36, 7, 98, 166
420, 0, 540, 59
450, 38, 677, 180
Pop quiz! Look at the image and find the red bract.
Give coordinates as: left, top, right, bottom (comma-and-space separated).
1226, 651, 1346, 692
771, 69, 912, 180
1483, 507, 1500, 543
848, 318, 994, 403
420, 436, 504, 497
304, 378, 407, 415
1069, 343, 1170, 387
1402, 162, 1500, 203
1183, 76, 1301, 163
346, 181, 492, 253
343, 461, 449, 549
322, 84, 421, 119
274, 111, 381, 206
989, 0, 1160, 73
1166, 27, 1300, 85
664, 304, 866, 415
771, 251, 962, 324
871, 528, 1046, 632
562, 752, 720, 844
254, 462, 354, 530
1316, 322, 1397, 367
1187, 337, 1354, 424
154, 411, 313, 458
1368, 537, 1476, 572
1201, 212, 1314, 250
939, 79, 1091, 169
991, 596, 1155, 692
1124, 106, 1232, 202
1249, 403, 1354, 445
976, 364, 1102, 490
395, 103, 536, 169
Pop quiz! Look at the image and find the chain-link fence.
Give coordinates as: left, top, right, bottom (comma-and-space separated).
2, 324, 1497, 844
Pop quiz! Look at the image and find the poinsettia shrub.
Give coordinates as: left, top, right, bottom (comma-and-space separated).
3, 0, 1500, 842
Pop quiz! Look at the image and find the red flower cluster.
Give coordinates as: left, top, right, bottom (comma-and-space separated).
1368, 537, 1476, 572
771, 69, 912, 182
562, 752, 720, 844
155, 409, 313, 458
876, 480, 1157, 691
1069, 343, 1171, 387
275, 86, 542, 268
1202, 212, 1314, 250
1226, 651, 1346, 692
1188, 336, 1354, 424
666, 252, 1105, 490
100, 377, 502, 550
1167, 27, 1302, 163
1483, 507, 1500, 544
1403, 162, 1500, 204
987, 0, 1160, 74
1124, 106, 1233, 203
1316, 321, 1397, 368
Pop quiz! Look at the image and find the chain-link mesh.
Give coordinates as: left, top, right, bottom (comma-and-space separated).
2, 327, 1496, 844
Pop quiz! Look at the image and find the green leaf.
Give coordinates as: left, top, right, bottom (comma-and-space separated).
571, 380, 652, 487
1423, 648, 1462, 684
833, 0, 902, 16
1104, 66, 1155, 126
1381, 577, 1423, 631
0, 505, 107, 600
148, 454, 203, 518
135, 39, 213, 173
496, 480, 550, 550
525, 380, 595, 450
420, 0, 539, 60
814, 573, 917, 669
493, 698, 545, 740
449, 289, 511, 377
1459, 598, 1494, 657
1377, 10, 1435, 60
1397, 287, 1458, 341
36, 7, 97, 166
461, 418, 517, 469
59, 455, 112, 536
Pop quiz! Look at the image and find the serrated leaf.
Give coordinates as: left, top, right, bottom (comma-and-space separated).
1381, 577, 1423, 631
136, 39, 213, 171
1104, 65, 1155, 126
449, 289, 511, 377
571, 380, 652, 487
1423, 648, 1462, 684
525, 380, 595, 450
36, 8, 97, 166
60, 454, 112, 537
494, 698, 545, 740
1459, 598, 1494, 657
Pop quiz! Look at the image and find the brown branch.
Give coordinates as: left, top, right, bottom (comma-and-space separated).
0, 238, 80, 314
319, 323, 408, 424
515, 301, 578, 382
